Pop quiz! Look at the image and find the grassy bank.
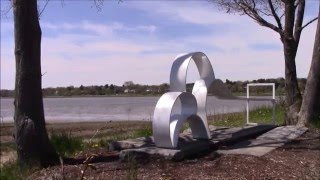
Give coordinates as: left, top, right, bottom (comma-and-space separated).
208, 105, 285, 127
0, 121, 153, 179
0, 106, 283, 155
0, 106, 283, 179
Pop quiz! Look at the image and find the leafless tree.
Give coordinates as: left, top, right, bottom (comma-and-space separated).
7, 0, 117, 167
13, 0, 59, 167
213, 0, 318, 125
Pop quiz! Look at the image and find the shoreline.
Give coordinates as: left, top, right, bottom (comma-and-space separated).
0, 94, 280, 99
0, 119, 149, 126
0, 94, 163, 99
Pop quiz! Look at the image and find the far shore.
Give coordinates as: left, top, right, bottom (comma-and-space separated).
0, 94, 162, 99
0, 120, 148, 126
0, 93, 279, 99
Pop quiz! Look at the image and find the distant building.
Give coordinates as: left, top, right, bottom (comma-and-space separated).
124, 89, 136, 93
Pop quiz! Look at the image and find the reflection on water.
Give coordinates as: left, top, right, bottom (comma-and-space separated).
0, 96, 272, 123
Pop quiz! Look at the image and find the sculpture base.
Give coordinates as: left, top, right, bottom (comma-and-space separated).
109, 125, 277, 161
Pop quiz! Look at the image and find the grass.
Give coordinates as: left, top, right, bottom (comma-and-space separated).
50, 132, 84, 156
208, 105, 285, 127
0, 110, 287, 180
249, 105, 285, 125
0, 161, 39, 180
134, 126, 152, 137
0, 142, 16, 152
87, 125, 153, 148
209, 112, 245, 127
125, 154, 138, 180
310, 117, 320, 129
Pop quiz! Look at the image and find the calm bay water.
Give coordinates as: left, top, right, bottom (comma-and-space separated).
0, 96, 272, 123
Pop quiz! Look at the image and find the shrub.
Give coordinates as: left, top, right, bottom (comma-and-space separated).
50, 132, 83, 156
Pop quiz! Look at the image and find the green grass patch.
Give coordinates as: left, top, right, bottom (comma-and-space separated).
249, 105, 285, 125
50, 132, 83, 156
209, 105, 285, 127
0, 142, 16, 152
0, 161, 39, 180
134, 127, 152, 137
209, 112, 246, 127
86, 128, 153, 148
310, 117, 320, 129
125, 154, 138, 180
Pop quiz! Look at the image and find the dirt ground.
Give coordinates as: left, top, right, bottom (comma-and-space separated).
27, 128, 320, 180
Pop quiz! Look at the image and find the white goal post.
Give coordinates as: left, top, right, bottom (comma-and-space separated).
246, 83, 276, 125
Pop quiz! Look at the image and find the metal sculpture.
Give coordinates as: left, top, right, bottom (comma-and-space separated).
153, 52, 215, 148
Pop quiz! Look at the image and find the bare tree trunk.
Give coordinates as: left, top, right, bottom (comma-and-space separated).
283, 40, 302, 124
282, 2, 302, 125
13, 0, 58, 167
299, 4, 320, 126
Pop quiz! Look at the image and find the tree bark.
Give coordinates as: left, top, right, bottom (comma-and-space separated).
13, 0, 58, 167
299, 4, 320, 126
282, 1, 303, 125
282, 40, 302, 124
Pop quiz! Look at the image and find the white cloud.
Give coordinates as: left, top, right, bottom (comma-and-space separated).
127, 1, 242, 25
41, 21, 157, 36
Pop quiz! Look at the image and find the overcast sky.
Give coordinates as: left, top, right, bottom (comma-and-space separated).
1, 0, 318, 90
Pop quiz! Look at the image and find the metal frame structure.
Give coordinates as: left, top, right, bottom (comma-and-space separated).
153, 52, 214, 148
246, 83, 276, 125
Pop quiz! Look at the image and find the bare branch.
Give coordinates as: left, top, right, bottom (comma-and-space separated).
293, 0, 305, 43
238, 1, 284, 35
39, 0, 49, 19
1, 1, 13, 18
268, 0, 283, 30
294, 0, 299, 9
301, 17, 318, 30
213, 0, 284, 35
251, 0, 256, 9
93, 0, 104, 12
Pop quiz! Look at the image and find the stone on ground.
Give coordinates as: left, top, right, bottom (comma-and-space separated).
217, 125, 308, 156
111, 125, 276, 161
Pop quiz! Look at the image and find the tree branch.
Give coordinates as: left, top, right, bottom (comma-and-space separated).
268, 0, 283, 30
301, 17, 318, 30
1, 1, 13, 18
294, 0, 305, 44
251, 0, 256, 9
294, 0, 300, 9
39, 0, 49, 19
239, 1, 284, 35
93, 0, 104, 12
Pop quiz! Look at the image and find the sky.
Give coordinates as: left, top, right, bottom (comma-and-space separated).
0, 0, 318, 90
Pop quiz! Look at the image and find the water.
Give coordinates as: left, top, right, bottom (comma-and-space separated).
0, 96, 272, 123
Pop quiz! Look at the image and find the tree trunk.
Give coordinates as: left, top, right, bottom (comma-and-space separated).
282, 40, 302, 125
13, 0, 58, 167
299, 4, 320, 126
282, 2, 302, 125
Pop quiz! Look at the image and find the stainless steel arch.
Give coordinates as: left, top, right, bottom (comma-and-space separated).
170, 52, 215, 92
153, 52, 215, 148
153, 92, 199, 148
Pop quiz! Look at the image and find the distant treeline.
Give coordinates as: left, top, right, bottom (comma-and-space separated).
0, 78, 307, 97
224, 78, 306, 95
0, 82, 170, 97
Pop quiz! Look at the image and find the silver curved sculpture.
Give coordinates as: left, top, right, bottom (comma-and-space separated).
153, 52, 215, 148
